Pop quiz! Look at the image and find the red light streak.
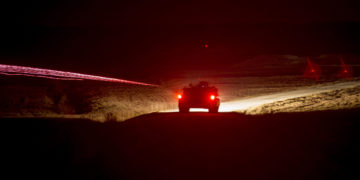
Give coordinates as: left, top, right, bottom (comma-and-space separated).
0, 64, 156, 86
0, 72, 83, 81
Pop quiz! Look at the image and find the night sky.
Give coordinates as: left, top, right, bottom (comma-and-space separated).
1, 0, 360, 79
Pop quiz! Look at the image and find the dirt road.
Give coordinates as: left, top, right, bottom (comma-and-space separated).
220, 80, 360, 112
164, 80, 360, 113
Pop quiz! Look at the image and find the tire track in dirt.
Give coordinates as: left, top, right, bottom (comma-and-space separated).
219, 80, 360, 112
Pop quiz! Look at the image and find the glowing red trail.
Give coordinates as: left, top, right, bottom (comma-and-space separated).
0, 72, 84, 81
0, 64, 156, 86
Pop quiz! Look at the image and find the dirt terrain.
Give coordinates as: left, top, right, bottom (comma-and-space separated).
1, 54, 360, 121
2, 110, 360, 179
247, 85, 360, 114
2, 75, 355, 121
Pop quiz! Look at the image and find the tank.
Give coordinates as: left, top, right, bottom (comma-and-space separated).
178, 81, 220, 113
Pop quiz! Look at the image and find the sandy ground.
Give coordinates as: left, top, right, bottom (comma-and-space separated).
2, 54, 360, 121
1, 75, 359, 121
246, 84, 360, 114
163, 79, 360, 113
222, 80, 360, 113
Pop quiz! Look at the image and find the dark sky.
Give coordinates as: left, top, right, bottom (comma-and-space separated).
3, 0, 360, 25
1, 0, 360, 78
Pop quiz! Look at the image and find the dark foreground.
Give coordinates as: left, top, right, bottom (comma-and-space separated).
1, 110, 360, 179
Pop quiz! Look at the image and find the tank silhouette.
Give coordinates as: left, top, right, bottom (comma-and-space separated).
178, 81, 220, 113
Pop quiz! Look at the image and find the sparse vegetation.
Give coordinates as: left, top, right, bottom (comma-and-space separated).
104, 112, 118, 122
1, 57, 359, 122
0, 77, 177, 121
246, 85, 360, 114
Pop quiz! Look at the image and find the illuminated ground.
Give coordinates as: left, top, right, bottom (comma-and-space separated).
1, 74, 360, 121
222, 80, 360, 113
163, 80, 360, 113
247, 84, 360, 114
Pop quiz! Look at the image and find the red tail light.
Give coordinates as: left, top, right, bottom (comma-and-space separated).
177, 94, 182, 99
210, 95, 215, 100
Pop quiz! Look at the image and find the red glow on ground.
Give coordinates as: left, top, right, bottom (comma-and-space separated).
337, 57, 353, 79
303, 57, 322, 80
0, 64, 156, 86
